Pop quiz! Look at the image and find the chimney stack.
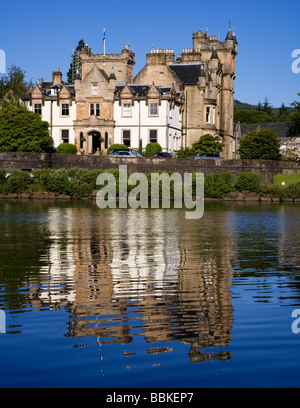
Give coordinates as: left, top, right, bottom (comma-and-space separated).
52, 68, 62, 85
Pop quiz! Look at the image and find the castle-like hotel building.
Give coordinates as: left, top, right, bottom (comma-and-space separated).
24, 26, 238, 159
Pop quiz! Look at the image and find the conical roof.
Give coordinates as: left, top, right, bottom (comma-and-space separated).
211, 46, 219, 59
225, 25, 234, 41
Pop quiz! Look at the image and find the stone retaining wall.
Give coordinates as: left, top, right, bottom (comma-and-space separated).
0, 152, 300, 182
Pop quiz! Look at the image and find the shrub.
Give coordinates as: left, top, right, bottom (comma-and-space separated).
145, 143, 162, 158
69, 181, 93, 197
2, 170, 33, 194
201, 172, 234, 198
0, 169, 7, 185
175, 147, 195, 158
31, 169, 54, 191
107, 144, 129, 155
234, 172, 262, 193
285, 181, 300, 198
46, 169, 71, 195
238, 129, 281, 160
57, 143, 77, 155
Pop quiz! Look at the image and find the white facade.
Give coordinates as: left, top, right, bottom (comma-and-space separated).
26, 98, 76, 148
113, 99, 182, 153
25, 71, 183, 153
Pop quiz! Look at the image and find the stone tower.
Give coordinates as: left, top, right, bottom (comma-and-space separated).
134, 26, 238, 159
73, 44, 136, 154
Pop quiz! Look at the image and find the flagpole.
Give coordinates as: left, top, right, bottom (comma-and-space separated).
103, 28, 106, 56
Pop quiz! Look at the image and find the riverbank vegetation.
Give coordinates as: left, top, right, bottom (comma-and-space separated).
1, 168, 300, 201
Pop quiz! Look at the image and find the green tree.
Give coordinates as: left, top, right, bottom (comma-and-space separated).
176, 147, 195, 158
256, 101, 263, 111
256, 98, 273, 117
0, 106, 53, 152
192, 134, 224, 154
234, 109, 273, 124
67, 39, 85, 84
262, 97, 273, 117
176, 135, 224, 158
277, 103, 289, 122
287, 94, 300, 137
238, 128, 281, 160
0, 65, 31, 109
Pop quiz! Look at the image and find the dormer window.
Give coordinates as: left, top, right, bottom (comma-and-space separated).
122, 103, 132, 117
149, 103, 158, 117
92, 84, 98, 95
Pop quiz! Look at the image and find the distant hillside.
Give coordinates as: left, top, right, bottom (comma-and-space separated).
234, 100, 256, 111
234, 100, 295, 115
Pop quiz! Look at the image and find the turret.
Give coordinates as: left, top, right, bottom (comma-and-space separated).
108, 67, 116, 92
225, 25, 234, 41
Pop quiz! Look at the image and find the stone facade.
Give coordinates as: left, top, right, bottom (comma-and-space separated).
73, 44, 135, 154
24, 26, 237, 158
134, 27, 238, 159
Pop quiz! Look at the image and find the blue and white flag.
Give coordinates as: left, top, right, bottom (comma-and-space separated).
103, 28, 106, 43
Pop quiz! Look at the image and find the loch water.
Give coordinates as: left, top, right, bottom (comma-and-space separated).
0, 200, 300, 388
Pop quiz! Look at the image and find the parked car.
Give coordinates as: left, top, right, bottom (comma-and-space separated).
152, 152, 173, 159
5, 168, 37, 179
110, 149, 144, 157
191, 152, 222, 160
20, 168, 37, 177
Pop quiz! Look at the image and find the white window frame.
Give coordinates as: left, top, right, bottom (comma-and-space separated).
61, 103, 70, 117
92, 84, 98, 95
122, 129, 131, 147
206, 107, 211, 124
90, 103, 100, 117
149, 103, 158, 117
122, 103, 132, 117
149, 129, 158, 144
90, 104, 94, 116
61, 129, 69, 144
34, 103, 42, 115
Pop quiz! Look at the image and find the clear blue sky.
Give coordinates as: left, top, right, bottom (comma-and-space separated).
0, 0, 299, 107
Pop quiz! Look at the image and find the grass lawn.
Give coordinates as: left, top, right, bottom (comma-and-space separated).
274, 173, 300, 186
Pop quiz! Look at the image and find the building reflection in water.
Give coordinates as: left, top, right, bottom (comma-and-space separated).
36, 206, 234, 364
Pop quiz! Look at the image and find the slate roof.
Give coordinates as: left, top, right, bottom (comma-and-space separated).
241, 122, 288, 139
115, 84, 174, 98
40, 81, 75, 96
244, 122, 288, 138
168, 64, 206, 85
22, 80, 75, 101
